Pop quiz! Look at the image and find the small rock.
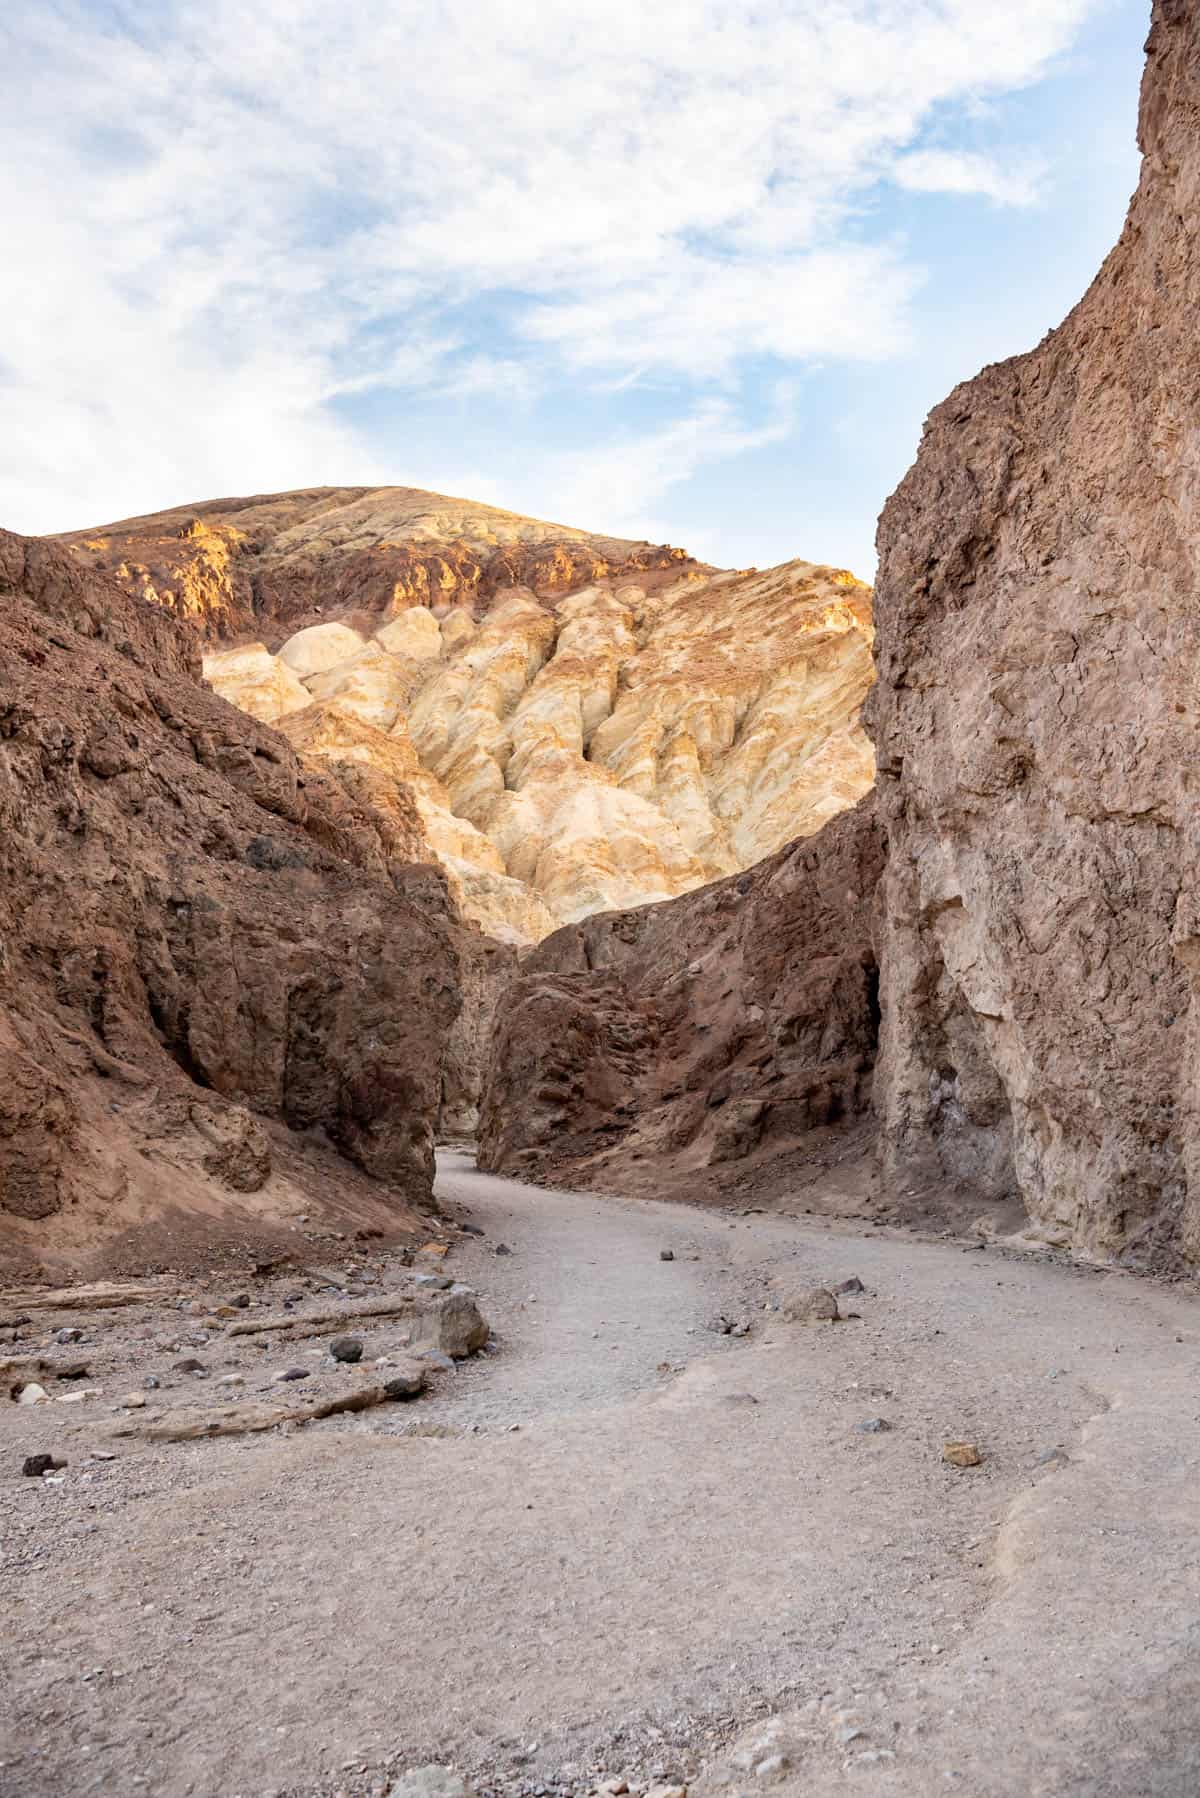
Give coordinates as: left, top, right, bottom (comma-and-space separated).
598, 1781, 628, 1795
659, 1248, 675, 1262
731, 1320, 751, 1338
90, 1451, 117, 1462
644, 1786, 687, 1798
494, 1243, 513, 1257
274, 1368, 309, 1382
22, 1453, 66, 1477
835, 1277, 866, 1295
173, 1357, 207, 1377
218, 1373, 246, 1388
856, 1417, 892, 1433
330, 1336, 364, 1364
753, 1754, 790, 1778
943, 1440, 982, 1468
383, 1364, 428, 1400
230, 1294, 251, 1309
54, 1327, 84, 1344
144, 1375, 160, 1390
120, 1391, 147, 1408
15, 1382, 48, 1406
781, 1286, 840, 1325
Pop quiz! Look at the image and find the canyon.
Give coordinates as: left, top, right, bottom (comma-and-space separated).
4, 7, 1200, 1797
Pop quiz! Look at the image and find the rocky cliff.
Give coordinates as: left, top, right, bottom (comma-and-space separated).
0, 530, 463, 1278
868, 0, 1200, 1268
478, 797, 884, 1207
59, 489, 875, 943
478, 3, 1200, 1271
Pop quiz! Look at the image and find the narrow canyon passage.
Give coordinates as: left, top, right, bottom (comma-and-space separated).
4, 1156, 1198, 1798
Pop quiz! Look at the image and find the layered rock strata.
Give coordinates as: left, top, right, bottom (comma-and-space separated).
59, 490, 875, 942
868, 0, 1200, 1267
477, 797, 884, 1203
0, 530, 462, 1275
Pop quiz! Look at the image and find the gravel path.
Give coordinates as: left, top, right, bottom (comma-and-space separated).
2, 1151, 1198, 1798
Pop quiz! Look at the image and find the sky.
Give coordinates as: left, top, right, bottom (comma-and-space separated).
0, 0, 1150, 577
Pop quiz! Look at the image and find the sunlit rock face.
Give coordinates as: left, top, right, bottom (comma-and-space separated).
61, 487, 874, 943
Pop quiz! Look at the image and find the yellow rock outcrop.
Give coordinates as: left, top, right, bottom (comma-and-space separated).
61, 487, 875, 944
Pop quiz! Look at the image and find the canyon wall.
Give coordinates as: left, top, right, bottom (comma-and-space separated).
478, 797, 884, 1206
868, 0, 1200, 1268
60, 490, 875, 944
0, 530, 462, 1276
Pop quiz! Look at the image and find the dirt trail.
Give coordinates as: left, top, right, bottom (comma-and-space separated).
2, 1153, 1199, 1798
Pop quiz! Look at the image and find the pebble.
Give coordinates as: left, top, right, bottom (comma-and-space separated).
120, 1392, 147, 1408
495, 1243, 513, 1256
54, 1327, 84, 1344
835, 1277, 866, 1295
943, 1441, 982, 1468
173, 1357, 208, 1377
856, 1417, 892, 1433
15, 1383, 48, 1406
274, 1368, 309, 1382
330, 1336, 364, 1364
218, 1373, 246, 1388
659, 1248, 675, 1262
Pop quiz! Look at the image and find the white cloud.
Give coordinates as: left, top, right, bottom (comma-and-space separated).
893, 148, 1045, 206
0, 0, 1101, 534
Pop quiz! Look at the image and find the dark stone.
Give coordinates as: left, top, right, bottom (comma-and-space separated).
835, 1277, 866, 1295
857, 1417, 892, 1433
22, 1454, 65, 1476
330, 1336, 363, 1363
173, 1357, 207, 1376
659, 1248, 675, 1261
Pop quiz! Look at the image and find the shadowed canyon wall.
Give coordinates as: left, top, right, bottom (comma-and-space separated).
478, 797, 884, 1204
0, 530, 463, 1276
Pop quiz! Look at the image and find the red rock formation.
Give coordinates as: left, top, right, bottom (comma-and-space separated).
55, 487, 696, 644
868, 0, 1200, 1267
0, 529, 461, 1277
477, 797, 883, 1204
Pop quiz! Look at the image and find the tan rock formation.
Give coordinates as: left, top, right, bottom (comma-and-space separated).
867, 0, 1200, 1269
59, 488, 874, 942
200, 641, 312, 724
0, 528, 463, 1277
177, 512, 874, 940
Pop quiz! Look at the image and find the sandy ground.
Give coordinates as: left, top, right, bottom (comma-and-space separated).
2, 1149, 1199, 1798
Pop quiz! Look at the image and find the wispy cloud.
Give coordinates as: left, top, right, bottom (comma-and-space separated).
0, 0, 1101, 534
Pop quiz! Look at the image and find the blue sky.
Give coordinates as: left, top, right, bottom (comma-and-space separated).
1, 1, 1148, 576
